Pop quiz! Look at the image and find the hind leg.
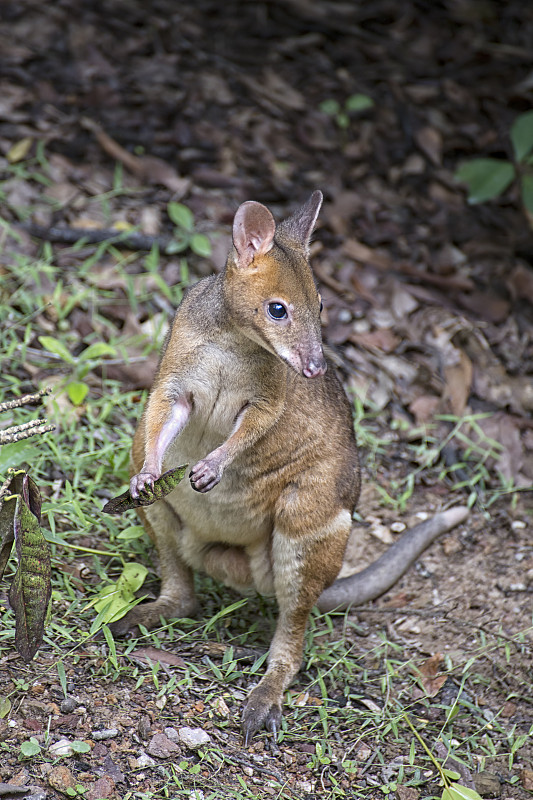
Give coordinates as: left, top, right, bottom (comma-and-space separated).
242, 509, 351, 744
110, 500, 197, 636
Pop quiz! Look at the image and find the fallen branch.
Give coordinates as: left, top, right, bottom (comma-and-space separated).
0, 419, 55, 446
20, 222, 173, 253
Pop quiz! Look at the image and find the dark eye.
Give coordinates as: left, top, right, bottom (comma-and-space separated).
320, 300, 324, 312
267, 302, 288, 320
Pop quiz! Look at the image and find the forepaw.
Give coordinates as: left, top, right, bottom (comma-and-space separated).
189, 456, 223, 493
130, 471, 159, 498
242, 685, 282, 746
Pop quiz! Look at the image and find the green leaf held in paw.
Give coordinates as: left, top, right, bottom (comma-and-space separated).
102, 465, 188, 514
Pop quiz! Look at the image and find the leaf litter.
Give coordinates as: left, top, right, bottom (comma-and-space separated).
0, 0, 532, 798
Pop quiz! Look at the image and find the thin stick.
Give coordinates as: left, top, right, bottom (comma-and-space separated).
0, 388, 51, 413
0, 420, 55, 445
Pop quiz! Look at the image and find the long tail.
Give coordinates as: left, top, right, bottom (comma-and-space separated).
317, 506, 469, 612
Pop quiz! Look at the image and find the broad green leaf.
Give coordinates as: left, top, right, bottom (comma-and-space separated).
521, 172, 533, 215
93, 562, 148, 624
81, 342, 117, 361
442, 769, 461, 781
70, 740, 91, 754
66, 381, 89, 406
336, 112, 350, 129
345, 93, 374, 112
0, 442, 40, 472
116, 525, 146, 540
190, 233, 212, 257
102, 465, 188, 514
38, 335, 76, 364
20, 737, 41, 757
0, 494, 16, 579
0, 697, 12, 718
8, 475, 51, 662
454, 159, 515, 203
0, 472, 41, 579
7, 137, 33, 163
319, 99, 340, 116
57, 660, 67, 696
511, 110, 533, 162
168, 202, 194, 232
165, 238, 189, 255
442, 784, 484, 800
117, 561, 149, 595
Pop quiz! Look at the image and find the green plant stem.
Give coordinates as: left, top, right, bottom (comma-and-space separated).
403, 713, 450, 789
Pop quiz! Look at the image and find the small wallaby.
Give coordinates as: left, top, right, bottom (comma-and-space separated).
112, 191, 468, 744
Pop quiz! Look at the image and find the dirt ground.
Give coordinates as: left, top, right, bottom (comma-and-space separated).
0, 1, 532, 798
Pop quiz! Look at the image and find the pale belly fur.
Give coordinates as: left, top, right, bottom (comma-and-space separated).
160, 386, 276, 595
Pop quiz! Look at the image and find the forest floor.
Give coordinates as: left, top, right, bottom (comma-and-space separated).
0, 1, 532, 799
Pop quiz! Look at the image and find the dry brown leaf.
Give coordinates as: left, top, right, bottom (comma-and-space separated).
414, 653, 447, 696
82, 117, 190, 196
239, 68, 305, 112
443, 348, 473, 416
350, 328, 400, 353
507, 263, 533, 305
459, 290, 510, 323
343, 238, 391, 270
472, 413, 526, 485
414, 126, 442, 166
409, 394, 441, 423
128, 647, 185, 669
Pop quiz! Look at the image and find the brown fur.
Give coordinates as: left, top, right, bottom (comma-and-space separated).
112, 192, 361, 743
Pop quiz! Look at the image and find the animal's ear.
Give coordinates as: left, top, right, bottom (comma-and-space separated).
277, 190, 323, 253
232, 201, 276, 269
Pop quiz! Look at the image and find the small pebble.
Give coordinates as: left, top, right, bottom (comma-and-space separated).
48, 739, 74, 757
48, 765, 76, 792
86, 777, 115, 800
138, 716, 151, 740
147, 733, 181, 758
92, 728, 119, 741
60, 697, 77, 713
390, 521, 406, 533
164, 726, 180, 743
474, 771, 501, 797
136, 750, 157, 768
178, 727, 211, 750
24, 790, 47, 800
296, 780, 315, 793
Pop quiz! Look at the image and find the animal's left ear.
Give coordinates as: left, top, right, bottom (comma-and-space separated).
277, 190, 323, 253
232, 201, 276, 269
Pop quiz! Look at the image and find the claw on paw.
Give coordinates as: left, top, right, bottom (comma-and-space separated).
189, 457, 222, 493
130, 472, 158, 498
242, 687, 282, 745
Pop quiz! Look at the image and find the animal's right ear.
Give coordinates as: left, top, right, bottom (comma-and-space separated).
232, 201, 276, 269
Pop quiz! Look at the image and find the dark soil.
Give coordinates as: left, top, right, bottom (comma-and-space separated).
0, 1, 532, 798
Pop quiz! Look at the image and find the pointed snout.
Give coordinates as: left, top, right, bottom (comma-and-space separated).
302, 353, 327, 379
